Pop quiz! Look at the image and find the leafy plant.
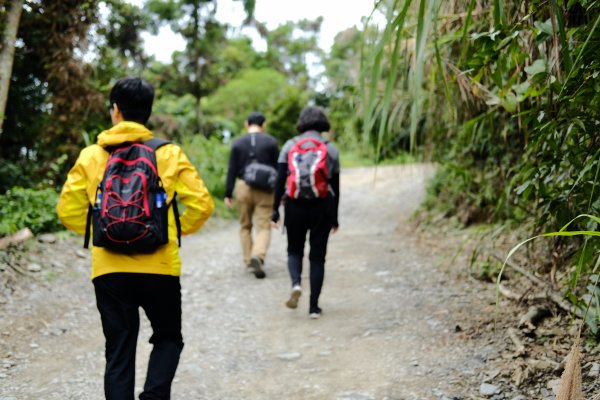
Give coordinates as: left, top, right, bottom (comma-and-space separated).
180, 134, 234, 218
496, 214, 600, 335
361, 0, 600, 328
0, 187, 62, 236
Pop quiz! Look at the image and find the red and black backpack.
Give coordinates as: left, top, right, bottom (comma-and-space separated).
84, 138, 181, 253
286, 137, 330, 200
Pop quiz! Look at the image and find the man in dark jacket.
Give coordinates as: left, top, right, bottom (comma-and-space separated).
225, 112, 279, 278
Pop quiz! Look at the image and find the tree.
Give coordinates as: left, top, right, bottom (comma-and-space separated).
0, 0, 24, 136
146, 0, 255, 134
95, 0, 152, 74
0, 0, 104, 192
264, 18, 324, 88
202, 68, 288, 135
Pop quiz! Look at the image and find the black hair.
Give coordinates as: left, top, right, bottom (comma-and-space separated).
109, 77, 154, 124
246, 111, 266, 126
296, 106, 330, 134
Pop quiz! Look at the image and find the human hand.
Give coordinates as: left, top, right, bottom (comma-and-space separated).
271, 209, 280, 229
224, 197, 233, 209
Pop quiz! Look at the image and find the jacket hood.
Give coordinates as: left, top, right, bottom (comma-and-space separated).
97, 121, 153, 147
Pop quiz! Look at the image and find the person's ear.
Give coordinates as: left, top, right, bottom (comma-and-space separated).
111, 103, 123, 125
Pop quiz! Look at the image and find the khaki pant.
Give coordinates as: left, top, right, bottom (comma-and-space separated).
234, 180, 274, 266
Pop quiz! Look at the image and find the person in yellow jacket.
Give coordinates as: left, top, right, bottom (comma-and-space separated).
56, 77, 214, 400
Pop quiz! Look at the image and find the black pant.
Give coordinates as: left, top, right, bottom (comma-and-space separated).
284, 198, 333, 310
93, 273, 184, 400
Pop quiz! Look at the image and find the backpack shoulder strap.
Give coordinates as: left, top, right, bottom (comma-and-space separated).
145, 138, 182, 247
248, 133, 257, 160
84, 204, 93, 249
144, 138, 171, 151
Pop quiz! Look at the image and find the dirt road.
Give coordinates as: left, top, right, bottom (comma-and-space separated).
0, 165, 495, 399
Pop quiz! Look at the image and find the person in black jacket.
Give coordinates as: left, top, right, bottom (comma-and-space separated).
225, 112, 279, 278
271, 106, 340, 318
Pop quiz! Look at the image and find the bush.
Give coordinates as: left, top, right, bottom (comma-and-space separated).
181, 135, 235, 218
0, 187, 62, 236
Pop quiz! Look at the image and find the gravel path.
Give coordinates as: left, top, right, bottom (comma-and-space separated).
0, 165, 495, 400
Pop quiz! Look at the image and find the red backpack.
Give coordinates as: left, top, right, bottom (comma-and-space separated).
286, 137, 329, 200
84, 138, 180, 253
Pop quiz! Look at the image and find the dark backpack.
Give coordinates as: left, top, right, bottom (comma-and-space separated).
84, 138, 181, 253
286, 137, 329, 200
242, 133, 277, 191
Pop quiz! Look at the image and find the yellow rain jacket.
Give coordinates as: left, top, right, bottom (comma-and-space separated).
56, 121, 214, 280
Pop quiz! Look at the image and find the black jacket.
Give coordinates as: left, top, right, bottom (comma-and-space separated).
224, 132, 279, 198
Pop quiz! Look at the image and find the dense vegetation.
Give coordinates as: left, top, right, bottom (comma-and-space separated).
359, 0, 600, 334
0, 0, 598, 332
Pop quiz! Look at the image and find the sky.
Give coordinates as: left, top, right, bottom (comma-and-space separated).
136, 0, 379, 63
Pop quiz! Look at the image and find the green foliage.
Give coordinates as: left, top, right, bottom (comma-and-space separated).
0, 187, 62, 236
202, 68, 291, 136
265, 85, 309, 144
265, 18, 324, 87
341, 150, 417, 168
180, 134, 233, 218
580, 273, 600, 336
149, 93, 198, 142
361, 0, 600, 331
496, 215, 600, 336
98, 0, 151, 69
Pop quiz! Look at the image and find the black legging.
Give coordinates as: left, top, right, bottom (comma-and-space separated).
284, 197, 334, 311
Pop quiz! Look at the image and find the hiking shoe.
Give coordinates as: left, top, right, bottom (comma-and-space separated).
286, 285, 302, 309
309, 306, 322, 319
249, 256, 266, 279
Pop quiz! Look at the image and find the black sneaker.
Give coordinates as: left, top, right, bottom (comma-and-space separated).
309, 306, 322, 319
249, 256, 266, 279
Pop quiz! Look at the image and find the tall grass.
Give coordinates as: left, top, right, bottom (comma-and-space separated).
360, 0, 600, 338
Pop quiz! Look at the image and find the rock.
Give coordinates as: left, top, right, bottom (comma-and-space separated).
545, 379, 560, 397
589, 362, 600, 377
480, 383, 499, 396
410, 359, 419, 367
0, 228, 33, 249
336, 392, 374, 400
483, 369, 501, 381
540, 387, 551, 399
510, 396, 527, 400
27, 263, 42, 272
375, 271, 390, 277
38, 234, 57, 244
277, 352, 301, 361
75, 250, 87, 259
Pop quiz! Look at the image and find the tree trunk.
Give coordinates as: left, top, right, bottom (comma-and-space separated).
0, 0, 24, 137
192, 0, 202, 135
